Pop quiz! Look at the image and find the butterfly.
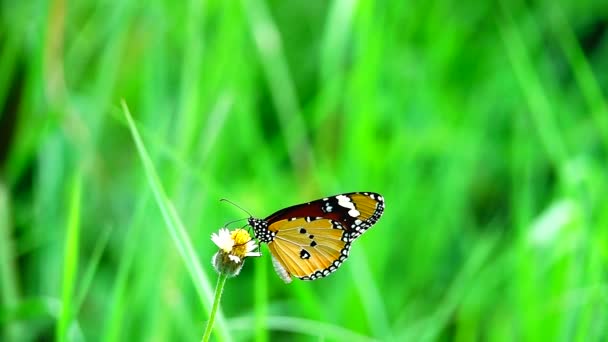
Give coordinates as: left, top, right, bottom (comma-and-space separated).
248, 192, 385, 283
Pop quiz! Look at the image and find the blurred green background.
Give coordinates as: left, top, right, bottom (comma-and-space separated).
1, 0, 608, 341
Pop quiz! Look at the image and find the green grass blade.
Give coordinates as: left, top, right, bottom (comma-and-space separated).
0, 182, 23, 341
498, 0, 568, 166
121, 100, 231, 342
242, 0, 315, 173
548, 5, 608, 151
56, 171, 82, 342
74, 225, 112, 314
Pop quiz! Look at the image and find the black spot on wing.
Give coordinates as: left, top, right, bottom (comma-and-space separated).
299, 249, 311, 259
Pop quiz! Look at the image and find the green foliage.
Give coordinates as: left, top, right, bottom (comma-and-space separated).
1, 0, 607, 341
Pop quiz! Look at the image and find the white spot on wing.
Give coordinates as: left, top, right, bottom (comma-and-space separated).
336, 195, 356, 210
349, 209, 360, 217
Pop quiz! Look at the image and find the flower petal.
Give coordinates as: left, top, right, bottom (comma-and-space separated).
212, 228, 235, 252
228, 254, 241, 263
245, 240, 258, 253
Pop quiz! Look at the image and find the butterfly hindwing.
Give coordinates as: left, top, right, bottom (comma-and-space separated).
267, 217, 350, 280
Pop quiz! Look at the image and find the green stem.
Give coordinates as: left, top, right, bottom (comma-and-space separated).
202, 274, 228, 342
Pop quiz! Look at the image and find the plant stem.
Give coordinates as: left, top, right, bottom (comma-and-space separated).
202, 274, 228, 342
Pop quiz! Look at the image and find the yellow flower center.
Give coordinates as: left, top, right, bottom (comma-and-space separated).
230, 229, 253, 258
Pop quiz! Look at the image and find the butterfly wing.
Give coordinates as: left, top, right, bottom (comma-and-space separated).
267, 217, 351, 281
249, 192, 385, 282
265, 192, 384, 239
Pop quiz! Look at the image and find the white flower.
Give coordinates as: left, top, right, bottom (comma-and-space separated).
211, 227, 261, 276
244, 240, 261, 258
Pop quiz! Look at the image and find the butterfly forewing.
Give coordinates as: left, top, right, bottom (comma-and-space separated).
265, 192, 384, 237
249, 192, 385, 282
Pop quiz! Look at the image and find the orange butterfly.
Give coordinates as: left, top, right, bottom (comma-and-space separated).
248, 192, 385, 283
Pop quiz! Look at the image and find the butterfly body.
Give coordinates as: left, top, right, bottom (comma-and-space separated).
248, 192, 385, 282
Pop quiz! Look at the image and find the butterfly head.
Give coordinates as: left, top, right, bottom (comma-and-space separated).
248, 217, 275, 243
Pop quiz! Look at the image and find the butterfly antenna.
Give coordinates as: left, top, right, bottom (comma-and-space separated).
220, 198, 253, 217
222, 217, 248, 228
